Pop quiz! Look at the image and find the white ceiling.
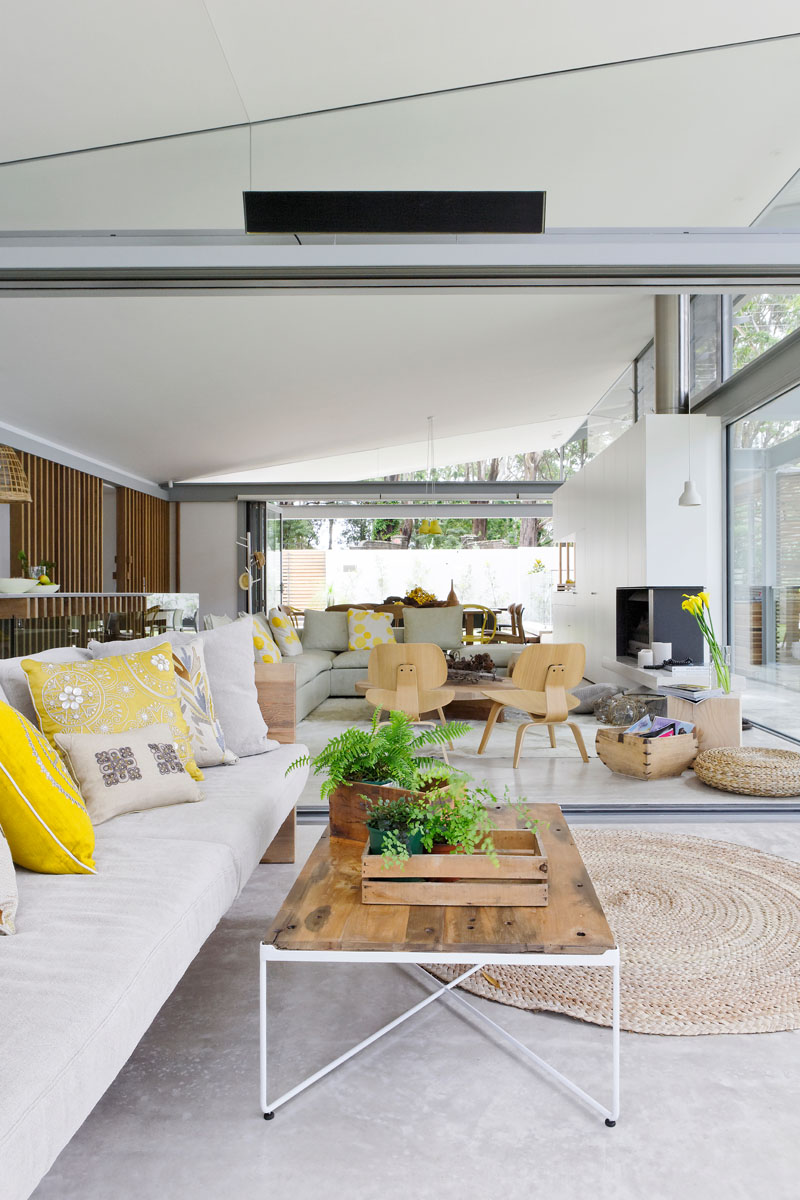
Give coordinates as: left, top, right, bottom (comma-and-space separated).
0, 292, 651, 482
1, 7, 799, 483
2, 2, 798, 163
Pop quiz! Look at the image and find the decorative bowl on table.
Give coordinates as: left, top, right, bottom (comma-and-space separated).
0, 578, 37, 594
34, 583, 61, 594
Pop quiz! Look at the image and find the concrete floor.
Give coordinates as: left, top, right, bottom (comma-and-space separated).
33, 805, 800, 1200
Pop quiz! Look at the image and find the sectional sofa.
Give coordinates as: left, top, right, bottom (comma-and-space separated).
0, 645, 306, 1200
289, 605, 522, 720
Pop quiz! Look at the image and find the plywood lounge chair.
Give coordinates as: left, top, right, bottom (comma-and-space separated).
365, 642, 455, 762
477, 643, 589, 767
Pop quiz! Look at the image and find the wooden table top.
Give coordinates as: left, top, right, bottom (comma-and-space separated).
354, 675, 517, 703
264, 805, 615, 956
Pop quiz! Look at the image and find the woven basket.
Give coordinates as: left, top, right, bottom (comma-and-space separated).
694, 746, 800, 797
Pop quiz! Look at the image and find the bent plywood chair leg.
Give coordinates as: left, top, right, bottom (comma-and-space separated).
477, 702, 504, 755
436, 707, 455, 751
568, 722, 590, 763
513, 721, 535, 768
548, 724, 557, 748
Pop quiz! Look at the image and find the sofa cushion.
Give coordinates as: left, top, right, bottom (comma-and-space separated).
268, 608, 303, 656
22, 645, 202, 782
0, 824, 17, 934
55, 725, 202, 826
403, 605, 463, 649
293, 650, 335, 689
301, 609, 349, 652
331, 648, 371, 669
0, 646, 92, 726
0, 833, 240, 1200
90, 618, 270, 760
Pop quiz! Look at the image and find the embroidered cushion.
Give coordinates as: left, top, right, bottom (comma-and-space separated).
172, 638, 237, 767
55, 725, 202, 826
0, 700, 95, 874
268, 608, 303, 656
0, 823, 19, 932
22, 642, 202, 782
347, 608, 396, 651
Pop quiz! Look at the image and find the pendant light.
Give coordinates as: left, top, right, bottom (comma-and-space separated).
0, 446, 32, 502
418, 416, 442, 536
678, 413, 702, 507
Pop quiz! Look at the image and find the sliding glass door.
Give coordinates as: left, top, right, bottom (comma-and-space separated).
728, 388, 800, 736
246, 502, 282, 614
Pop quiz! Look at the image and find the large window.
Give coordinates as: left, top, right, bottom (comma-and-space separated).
586, 364, 636, 457
732, 295, 800, 372
689, 295, 723, 398
728, 389, 800, 736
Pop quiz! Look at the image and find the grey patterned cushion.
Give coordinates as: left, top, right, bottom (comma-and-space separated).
55, 725, 201, 826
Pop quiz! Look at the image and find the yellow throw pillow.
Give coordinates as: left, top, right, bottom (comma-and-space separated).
22, 643, 202, 782
347, 608, 396, 651
268, 608, 302, 657
0, 700, 95, 874
252, 613, 282, 664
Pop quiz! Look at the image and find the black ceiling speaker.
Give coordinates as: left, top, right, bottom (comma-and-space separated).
243, 191, 546, 235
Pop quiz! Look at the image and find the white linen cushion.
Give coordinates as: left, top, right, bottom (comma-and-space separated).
0, 647, 92, 725
55, 725, 202, 826
89, 618, 269, 759
0, 824, 17, 934
403, 605, 463, 649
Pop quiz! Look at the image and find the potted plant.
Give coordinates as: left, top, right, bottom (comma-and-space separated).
363, 792, 427, 871
286, 710, 470, 841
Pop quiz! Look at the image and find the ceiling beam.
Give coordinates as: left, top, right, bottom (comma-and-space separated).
3, 229, 800, 292
167, 480, 561, 501
274, 503, 553, 519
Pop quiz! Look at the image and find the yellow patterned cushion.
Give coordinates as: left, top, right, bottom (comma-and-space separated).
347, 608, 396, 651
0, 700, 95, 874
252, 613, 282, 664
268, 608, 302, 657
22, 643, 202, 782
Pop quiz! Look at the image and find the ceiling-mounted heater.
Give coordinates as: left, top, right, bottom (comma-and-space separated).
243, 190, 546, 235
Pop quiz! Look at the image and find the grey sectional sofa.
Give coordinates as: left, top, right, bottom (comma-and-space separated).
290, 606, 522, 721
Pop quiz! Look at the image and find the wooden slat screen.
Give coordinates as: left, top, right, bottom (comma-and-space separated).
9, 452, 103, 591
117, 487, 170, 592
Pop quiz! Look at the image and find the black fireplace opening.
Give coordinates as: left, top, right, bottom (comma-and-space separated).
616, 586, 705, 664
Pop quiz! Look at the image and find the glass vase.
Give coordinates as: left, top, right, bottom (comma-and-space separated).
713, 645, 732, 693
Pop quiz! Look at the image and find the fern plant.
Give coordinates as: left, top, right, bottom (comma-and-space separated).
286, 709, 470, 801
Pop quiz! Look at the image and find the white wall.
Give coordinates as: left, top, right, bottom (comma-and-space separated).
178, 501, 239, 621
552, 413, 723, 682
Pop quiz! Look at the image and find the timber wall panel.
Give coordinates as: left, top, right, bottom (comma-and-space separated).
117, 488, 170, 592
9, 452, 103, 591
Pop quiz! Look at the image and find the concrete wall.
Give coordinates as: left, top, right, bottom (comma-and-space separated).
552, 413, 723, 682
178, 501, 239, 621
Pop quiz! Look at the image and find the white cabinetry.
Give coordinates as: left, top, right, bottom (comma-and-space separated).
552, 414, 722, 683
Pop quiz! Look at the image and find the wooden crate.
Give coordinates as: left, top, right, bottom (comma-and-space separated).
361, 828, 548, 907
329, 781, 417, 843
596, 726, 698, 779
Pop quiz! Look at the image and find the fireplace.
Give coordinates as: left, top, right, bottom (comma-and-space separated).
616, 587, 705, 663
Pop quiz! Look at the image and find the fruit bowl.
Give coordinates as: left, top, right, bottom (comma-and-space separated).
35, 583, 61, 594
0, 578, 37, 594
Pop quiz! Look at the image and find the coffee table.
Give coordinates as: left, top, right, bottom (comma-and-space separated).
260, 804, 620, 1125
354, 674, 517, 722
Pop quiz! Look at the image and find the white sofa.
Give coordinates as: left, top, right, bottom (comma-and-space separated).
291, 606, 522, 721
0, 663, 307, 1200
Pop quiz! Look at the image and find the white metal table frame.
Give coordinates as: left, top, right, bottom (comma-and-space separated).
260, 943, 620, 1127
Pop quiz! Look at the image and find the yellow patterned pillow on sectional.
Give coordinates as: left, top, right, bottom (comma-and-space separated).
268, 608, 303, 657
0, 700, 95, 874
252, 613, 282, 664
22, 643, 202, 782
347, 608, 396, 651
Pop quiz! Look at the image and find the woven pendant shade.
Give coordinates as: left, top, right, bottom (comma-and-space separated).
0, 446, 31, 502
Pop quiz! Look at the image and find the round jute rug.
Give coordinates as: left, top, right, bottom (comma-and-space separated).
427, 828, 800, 1036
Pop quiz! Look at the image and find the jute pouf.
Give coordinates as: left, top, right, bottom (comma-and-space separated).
694, 746, 800, 797
428, 828, 800, 1036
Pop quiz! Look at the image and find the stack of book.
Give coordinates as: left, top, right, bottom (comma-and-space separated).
624, 714, 695, 738
658, 682, 723, 704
